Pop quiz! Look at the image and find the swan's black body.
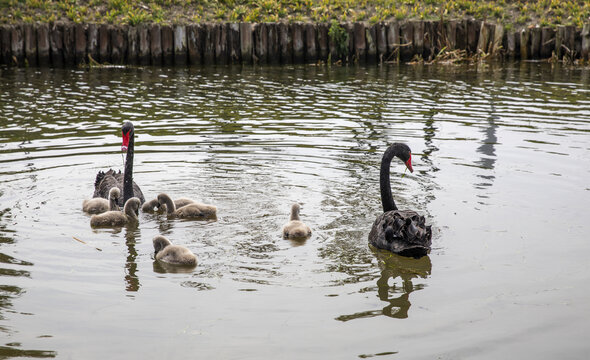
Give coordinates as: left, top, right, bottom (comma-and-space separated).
368, 143, 432, 258
93, 122, 145, 206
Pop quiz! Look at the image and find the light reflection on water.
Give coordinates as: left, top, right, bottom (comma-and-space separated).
0, 63, 589, 358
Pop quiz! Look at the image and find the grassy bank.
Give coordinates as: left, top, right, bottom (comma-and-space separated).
1, 0, 589, 29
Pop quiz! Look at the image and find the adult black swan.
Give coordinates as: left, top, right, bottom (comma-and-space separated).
93, 121, 145, 206
368, 143, 432, 258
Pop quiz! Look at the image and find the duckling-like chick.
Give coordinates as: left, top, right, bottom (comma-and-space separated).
90, 197, 140, 227
141, 197, 195, 213
153, 235, 197, 266
157, 193, 217, 219
283, 203, 312, 239
82, 187, 120, 214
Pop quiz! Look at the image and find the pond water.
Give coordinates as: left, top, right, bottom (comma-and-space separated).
0, 63, 589, 359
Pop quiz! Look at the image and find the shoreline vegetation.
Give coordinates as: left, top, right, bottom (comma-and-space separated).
1, 0, 589, 30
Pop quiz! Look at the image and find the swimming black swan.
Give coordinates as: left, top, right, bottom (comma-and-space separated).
368, 143, 432, 258
93, 121, 145, 206
153, 235, 197, 266
282, 203, 312, 239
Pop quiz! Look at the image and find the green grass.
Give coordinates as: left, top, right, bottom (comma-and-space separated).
0, 0, 589, 28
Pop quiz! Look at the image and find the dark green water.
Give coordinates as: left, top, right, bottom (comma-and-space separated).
0, 63, 589, 359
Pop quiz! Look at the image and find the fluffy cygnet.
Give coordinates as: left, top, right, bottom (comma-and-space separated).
82, 187, 120, 214
157, 193, 217, 219
153, 235, 197, 266
90, 197, 140, 227
282, 203, 312, 239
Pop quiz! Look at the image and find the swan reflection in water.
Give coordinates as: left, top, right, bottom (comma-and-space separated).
336, 247, 431, 321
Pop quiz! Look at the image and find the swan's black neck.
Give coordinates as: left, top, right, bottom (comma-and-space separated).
123, 129, 134, 205
379, 144, 408, 212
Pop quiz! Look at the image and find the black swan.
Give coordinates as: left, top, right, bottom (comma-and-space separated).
368, 143, 432, 258
153, 235, 197, 266
90, 197, 141, 227
82, 187, 120, 214
93, 121, 145, 207
156, 193, 217, 218
282, 203, 312, 239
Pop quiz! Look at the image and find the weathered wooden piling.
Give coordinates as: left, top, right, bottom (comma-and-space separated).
138, 24, 150, 65
400, 21, 414, 62
49, 24, 63, 66
317, 23, 329, 61
530, 26, 541, 59
1, 26, 11, 65
111, 25, 128, 64
186, 24, 201, 65
215, 23, 229, 65
582, 22, 590, 60
491, 24, 503, 56
353, 22, 366, 62
127, 26, 138, 65
63, 24, 76, 66
305, 23, 318, 63
174, 25, 187, 65
37, 24, 50, 65
292, 23, 304, 63
467, 20, 480, 53
365, 23, 377, 63
161, 25, 174, 65
444, 20, 457, 50
540, 27, 555, 59
254, 23, 268, 63
75, 24, 87, 64
149, 24, 162, 65
240, 22, 253, 64
520, 28, 530, 59
476, 22, 494, 55
385, 22, 399, 62
268, 23, 280, 64
24, 24, 37, 66
98, 24, 110, 63
202, 23, 215, 65
278, 22, 292, 63
506, 31, 516, 58
228, 23, 241, 63
87, 24, 98, 63
11, 25, 24, 66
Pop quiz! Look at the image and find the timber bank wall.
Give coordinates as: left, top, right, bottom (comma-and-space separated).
1, 20, 590, 67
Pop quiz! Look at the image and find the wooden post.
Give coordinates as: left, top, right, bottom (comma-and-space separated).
540, 27, 555, 59
267, 23, 279, 64
240, 22, 253, 64
254, 23, 268, 63
187, 24, 201, 65
49, 24, 63, 67
491, 24, 503, 56
353, 22, 366, 62
365, 23, 377, 63
87, 24, 98, 63
455, 20, 466, 51
400, 21, 414, 62
174, 25, 187, 65
412, 20, 424, 59
304, 23, 318, 63
63, 23, 76, 66
530, 26, 541, 59
228, 23, 241, 63
520, 28, 530, 60
37, 24, 50, 66
375, 23, 386, 63
317, 22, 329, 61
215, 23, 229, 65
444, 20, 457, 50
138, 24, 150, 65
0, 25, 11, 65
24, 24, 37, 66
345, 22, 355, 61
98, 24, 110, 63
506, 31, 516, 59
127, 26, 138, 65
278, 22, 292, 63
161, 25, 173, 65
110, 25, 127, 64
386, 21, 400, 62
292, 22, 304, 63
75, 23, 87, 65
582, 21, 590, 60
150, 24, 162, 65
466, 19, 480, 54
423, 20, 435, 60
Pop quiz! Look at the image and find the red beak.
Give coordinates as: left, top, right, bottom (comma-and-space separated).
121, 131, 129, 152
405, 153, 414, 173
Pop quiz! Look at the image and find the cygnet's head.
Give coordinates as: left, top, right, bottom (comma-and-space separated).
153, 235, 172, 254
109, 187, 120, 200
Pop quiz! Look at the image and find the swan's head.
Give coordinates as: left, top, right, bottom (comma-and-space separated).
395, 143, 413, 173
124, 197, 141, 216
121, 121, 134, 152
291, 203, 301, 215
153, 235, 172, 254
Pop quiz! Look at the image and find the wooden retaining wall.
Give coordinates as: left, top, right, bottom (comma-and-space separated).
1, 20, 589, 67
